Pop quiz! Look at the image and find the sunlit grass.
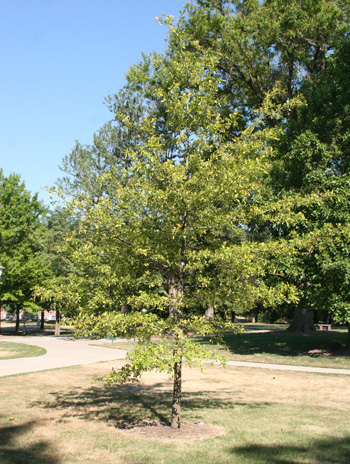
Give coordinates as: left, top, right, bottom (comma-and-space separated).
0, 341, 46, 359
0, 360, 349, 463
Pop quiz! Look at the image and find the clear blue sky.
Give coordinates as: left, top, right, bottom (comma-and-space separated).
0, 0, 187, 204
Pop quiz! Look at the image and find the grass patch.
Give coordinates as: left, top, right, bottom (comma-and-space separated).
91, 340, 136, 352
219, 330, 350, 368
0, 341, 46, 360
0, 360, 349, 463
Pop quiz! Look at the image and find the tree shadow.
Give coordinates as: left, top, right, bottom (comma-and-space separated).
31, 382, 273, 427
0, 417, 61, 464
231, 435, 350, 464
196, 331, 349, 358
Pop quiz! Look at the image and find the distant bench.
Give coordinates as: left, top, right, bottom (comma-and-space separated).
318, 324, 332, 331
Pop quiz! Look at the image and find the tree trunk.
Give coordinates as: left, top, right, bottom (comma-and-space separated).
171, 355, 182, 429
168, 275, 183, 320
286, 308, 316, 332
55, 310, 60, 336
205, 304, 214, 320
15, 307, 20, 333
347, 325, 350, 349
121, 302, 128, 314
40, 310, 45, 330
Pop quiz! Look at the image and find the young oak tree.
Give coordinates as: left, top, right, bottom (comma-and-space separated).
68, 14, 301, 429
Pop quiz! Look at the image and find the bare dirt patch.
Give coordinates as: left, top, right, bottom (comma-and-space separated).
116, 419, 225, 440
0, 351, 16, 358
306, 346, 350, 358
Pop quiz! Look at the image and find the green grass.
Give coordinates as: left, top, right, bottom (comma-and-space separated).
221, 330, 350, 368
0, 341, 46, 359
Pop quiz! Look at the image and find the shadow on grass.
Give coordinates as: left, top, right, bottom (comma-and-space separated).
31, 382, 272, 427
0, 417, 60, 464
0, 326, 74, 337
196, 331, 349, 358
232, 435, 350, 464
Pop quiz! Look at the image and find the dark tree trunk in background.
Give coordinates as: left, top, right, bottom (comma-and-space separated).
15, 307, 20, 333
55, 310, 60, 336
40, 310, 45, 330
286, 308, 316, 332
347, 325, 350, 348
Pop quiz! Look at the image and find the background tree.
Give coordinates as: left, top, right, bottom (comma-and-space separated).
268, 37, 350, 338
0, 170, 51, 331
176, 0, 350, 331
33, 206, 81, 334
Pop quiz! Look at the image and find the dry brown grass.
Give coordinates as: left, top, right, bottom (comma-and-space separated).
0, 351, 16, 358
1, 361, 349, 463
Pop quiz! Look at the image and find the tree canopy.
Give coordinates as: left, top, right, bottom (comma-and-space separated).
48, 0, 350, 427
0, 170, 51, 328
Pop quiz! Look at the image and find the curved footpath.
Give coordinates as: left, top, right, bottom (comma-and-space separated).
225, 359, 350, 375
1, 335, 350, 377
0, 336, 127, 377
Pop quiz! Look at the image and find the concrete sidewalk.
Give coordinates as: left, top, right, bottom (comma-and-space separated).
0, 336, 127, 377
225, 359, 350, 375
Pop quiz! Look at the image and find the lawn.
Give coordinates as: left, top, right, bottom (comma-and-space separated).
0, 341, 46, 359
219, 329, 350, 368
95, 328, 350, 369
0, 360, 349, 463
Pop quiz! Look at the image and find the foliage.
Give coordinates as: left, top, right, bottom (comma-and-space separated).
267, 38, 350, 328
0, 170, 51, 317
59, 5, 315, 428
177, 0, 350, 329
53, 0, 350, 426
33, 207, 82, 319
75, 311, 242, 383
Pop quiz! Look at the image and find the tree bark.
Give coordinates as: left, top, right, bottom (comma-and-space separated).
55, 310, 61, 336
168, 275, 183, 320
347, 325, 350, 349
205, 304, 214, 320
15, 307, 20, 333
286, 308, 316, 332
121, 302, 128, 314
171, 354, 182, 429
40, 310, 45, 330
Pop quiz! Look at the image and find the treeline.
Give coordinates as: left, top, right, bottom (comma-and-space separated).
1, 0, 350, 329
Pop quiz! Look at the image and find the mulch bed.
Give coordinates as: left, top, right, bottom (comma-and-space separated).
306, 346, 350, 358
115, 419, 225, 440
